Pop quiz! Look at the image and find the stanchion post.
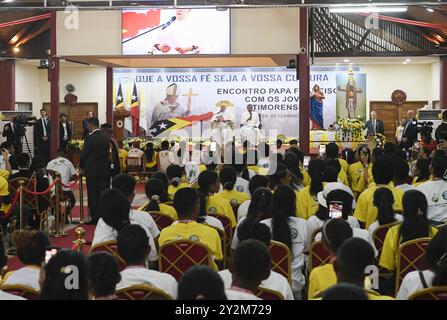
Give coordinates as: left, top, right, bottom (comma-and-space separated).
18, 180, 24, 230
72, 227, 86, 252
79, 173, 84, 224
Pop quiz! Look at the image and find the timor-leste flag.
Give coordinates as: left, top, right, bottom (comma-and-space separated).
130, 83, 139, 135
148, 118, 193, 137
115, 83, 124, 110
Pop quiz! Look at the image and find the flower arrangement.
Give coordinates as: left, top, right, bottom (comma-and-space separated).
68, 139, 84, 151
374, 133, 386, 147
336, 117, 365, 142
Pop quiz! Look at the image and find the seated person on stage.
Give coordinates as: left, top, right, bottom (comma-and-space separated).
92, 189, 159, 267
2, 230, 50, 291
138, 178, 178, 220
112, 174, 160, 242
46, 149, 78, 211
116, 224, 178, 298
178, 265, 227, 300
88, 252, 121, 300
239, 104, 263, 146
225, 239, 270, 300
215, 166, 250, 207
0, 239, 26, 300
166, 164, 189, 198
211, 100, 235, 146
127, 141, 146, 170
220, 222, 294, 300
158, 140, 174, 173
158, 187, 223, 270
144, 142, 158, 173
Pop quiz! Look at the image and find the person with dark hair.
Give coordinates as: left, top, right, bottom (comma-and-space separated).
348, 145, 372, 197
261, 185, 307, 296
308, 219, 353, 299
40, 250, 89, 300
412, 158, 431, 186
276, 139, 283, 155
80, 117, 110, 224
284, 151, 306, 189
158, 140, 174, 173
82, 111, 94, 140
354, 157, 404, 229
380, 190, 438, 272
334, 238, 394, 300
393, 159, 414, 193
152, 172, 170, 198
117, 224, 177, 298
159, 187, 223, 270
368, 187, 403, 236
88, 252, 121, 300
166, 164, 189, 197
220, 222, 294, 300
255, 142, 271, 175
112, 174, 161, 242
34, 108, 51, 164
92, 188, 158, 264
216, 166, 249, 207
288, 139, 299, 151
416, 156, 447, 224
0, 140, 18, 170
2, 230, 50, 290
101, 123, 121, 178
297, 159, 326, 220
322, 283, 369, 300
138, 178, 178, 220
341, 148, 356, 165
397, 227, 447, 299
0, 239, 25, 299
225, 239, 271, 300
383, 142, 396, 156
178, 265, 227, 300
144, 142, 158, 172
59, 113, 72, 154
325, 142, 348, 174
324, 158, 349, 186
197, 170, 235, 228
236, 175, 269, 222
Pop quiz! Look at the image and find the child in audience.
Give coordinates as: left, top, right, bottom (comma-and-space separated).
216, 166, 250, 207
40, 250, 89, 300
397, 227, 447, 299
332, 238, 394, 300
177, 265, 227, 300
322, 283, 368, 300
237, 175, 269, 221
269, 163, 301, 217
197, 170, 236, 228
0, 240, 25, 300
159, 187, 223, 270
368, 187, 403, 236
139, 178, 178, 220
261, 185, 308, 297
158, 140, 174, 173
393, 159, 415, 193
88, 252, 121, 300
412, 158, 431, 186
230, 163, 251, 194
3, 230, 50, 291
222, 222, 293, 300
348, 145, 372, 197
225, 239, 271, 300
325, 159, 349, 186
379, 190, 438, 273
117, 224, 178, 298
308, 219, 353, 299
166, 164, 189, 197
297, 159, 326, 220
416, 156, 447, 224
144, 142, 158, 172
284, 152, 305, 190
152, 172, 171, 200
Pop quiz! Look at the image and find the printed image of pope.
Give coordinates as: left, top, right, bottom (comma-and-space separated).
151, 83, 190, 124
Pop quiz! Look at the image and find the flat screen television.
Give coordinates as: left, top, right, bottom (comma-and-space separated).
122, 8, 230, 55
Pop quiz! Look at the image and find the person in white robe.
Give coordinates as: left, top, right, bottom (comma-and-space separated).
151, 84, 189, 124
239, 104, 263, 146
211, 100, 235, 146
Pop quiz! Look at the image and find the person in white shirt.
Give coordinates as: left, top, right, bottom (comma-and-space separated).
211, 100, 235, 147
178, 265, 227, 300
224, 221, 293, 300
261, 185, 308, 297
3, 230, 50, 291
127, 141, 146, 169
88, 252, 121, 300
46, 150, 78, 210
92, 189, 158, 265
367, 187, 403, 236
111, 174, 160, 241
237, 175, 270, 222
416, 156, 447, 224
0, 242, 26, 300
239, 104, 263, 146
393, 158, 415, 194
158, 140, 174, 173
116, 224, 178, 298
397, 227, 447, 299
225, 239, 270, 300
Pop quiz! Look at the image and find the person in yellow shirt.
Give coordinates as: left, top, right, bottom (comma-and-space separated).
348, 145, 371, 198
284, 151, 308, 189
379, 190, 438, 273
118, 145, 128, 173
308, 219, 353, 299
215, 166, 250, 207
321, 283, 368, 300
144, 142, 158, 172
354, 157, 404, 229
197, 170, 236, 228
412, 158, 431, 186
139, 178, 178, 220
158, 187, 223, 270
167, 164, 189, 198
0, 148, 12, 180
333, 237, 394, 300
325, 142, 348, 173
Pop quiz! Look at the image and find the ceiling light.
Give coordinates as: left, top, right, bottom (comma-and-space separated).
426, 8, 434, 13
344, 59, 350, 63
329, 6, 408, 14
405, 59, 411, 62
1, 0, 15, 3
12, 47, 20, 53
402, 61, 408, 64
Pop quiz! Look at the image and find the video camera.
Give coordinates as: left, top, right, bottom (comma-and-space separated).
12, 114, 36, 136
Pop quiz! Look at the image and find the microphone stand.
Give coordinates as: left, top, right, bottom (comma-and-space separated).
122, 22, 167, 44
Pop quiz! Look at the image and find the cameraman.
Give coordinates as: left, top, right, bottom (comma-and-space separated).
2, 121, 20, 154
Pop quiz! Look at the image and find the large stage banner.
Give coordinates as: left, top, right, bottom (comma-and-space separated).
336, 70, 367, 120
113, 67, 359, 139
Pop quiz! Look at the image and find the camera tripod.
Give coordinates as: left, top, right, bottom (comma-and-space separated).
18, 132, 32, 156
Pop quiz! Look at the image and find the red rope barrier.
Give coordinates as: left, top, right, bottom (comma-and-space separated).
22, 178, 59, 196
0, 191, 20, 220
59, 175, 81, 189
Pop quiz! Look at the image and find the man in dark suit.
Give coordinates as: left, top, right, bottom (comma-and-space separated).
100, 123, 121, 180
33, 108, 51, 164
2, 121, 20, 154
435, 110, 447, 142
80, 117, 110, 224
401, 109, 418, 150
364, 111, 384, 137
59, 113, 72, 153
82, 111, 94, 140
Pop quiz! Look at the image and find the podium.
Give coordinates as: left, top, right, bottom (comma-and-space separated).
113, 108, 131, 141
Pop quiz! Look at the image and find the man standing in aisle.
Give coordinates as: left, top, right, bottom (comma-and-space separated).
59, 114, 72, 154
401, 109, 418, 150
82, 111, 94, 140
239, 104, 263, 146
80, 117, 110, 224
364, 111, 384, 137
34, 108, 51, 164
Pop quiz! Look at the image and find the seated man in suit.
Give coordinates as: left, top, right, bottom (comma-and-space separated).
364, 111, 384, 138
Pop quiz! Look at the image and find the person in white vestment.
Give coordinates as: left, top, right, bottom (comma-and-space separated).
239, 104, 263, 146
116, 224, 178, 298
211, 100, 235, 146
151, 84, 190, 125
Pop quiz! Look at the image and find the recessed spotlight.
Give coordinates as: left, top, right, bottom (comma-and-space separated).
12, 47, 20, 53
344, 59, 350, 63
426, 8, 434, 13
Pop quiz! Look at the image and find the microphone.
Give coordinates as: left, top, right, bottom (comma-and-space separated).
162, 16, 176, 30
